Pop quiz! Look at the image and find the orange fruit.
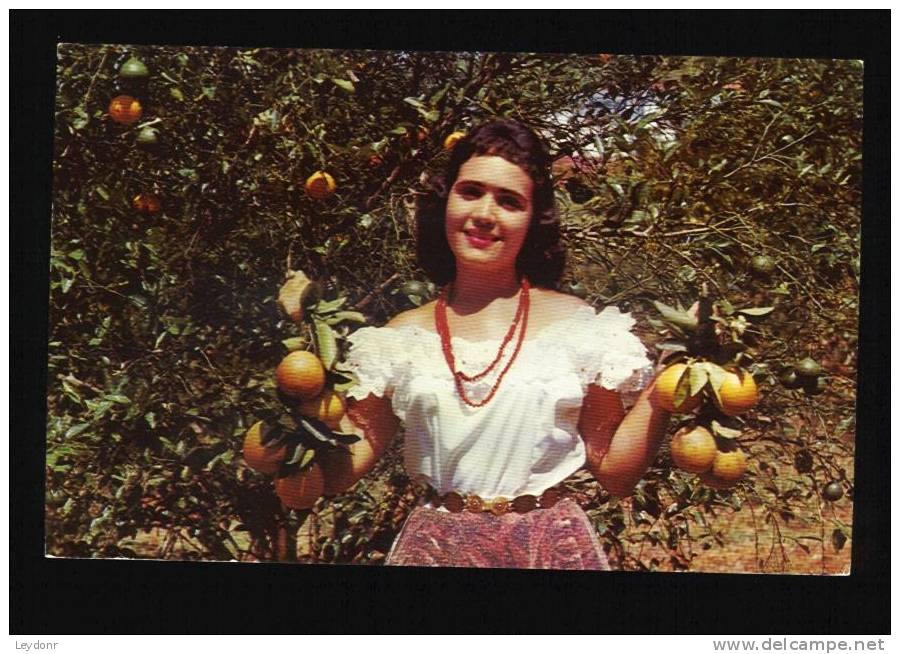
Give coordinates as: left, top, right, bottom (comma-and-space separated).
298, 389, 346, 429
717, 369, 758, 416
242, 421, 287, 475
701, 449, 748, 489
304, 171, 336, 199
670, 425, 717, 473
653, 363, 703, 413
108, 95, 143, 125
443, 131, 466, 150
275, 463, 325, 510
276, 351, 326, 400
132, 193, 161, 214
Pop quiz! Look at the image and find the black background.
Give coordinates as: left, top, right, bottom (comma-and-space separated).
11, 10, 890, 634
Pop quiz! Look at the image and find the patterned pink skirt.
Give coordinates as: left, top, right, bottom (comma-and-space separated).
385, 498, 610, 570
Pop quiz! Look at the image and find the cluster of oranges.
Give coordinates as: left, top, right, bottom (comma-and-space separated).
242, 350, 347, 510
106, 55, 163, 217
654, 362, 759, 489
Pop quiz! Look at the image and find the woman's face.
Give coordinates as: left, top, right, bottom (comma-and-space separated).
445, 155, 534, 276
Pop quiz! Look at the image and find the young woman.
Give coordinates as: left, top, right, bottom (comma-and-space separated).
314, 119, 671, 569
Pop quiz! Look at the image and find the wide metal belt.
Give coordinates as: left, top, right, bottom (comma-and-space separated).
424, 485, 570, 516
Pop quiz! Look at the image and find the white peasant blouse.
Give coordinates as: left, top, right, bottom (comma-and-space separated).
343, 305, 654, 499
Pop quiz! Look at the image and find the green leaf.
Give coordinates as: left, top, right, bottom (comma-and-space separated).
154, 331, 168, 348
89, 400, 113, 419
654, 342, 688, 353
65, 423, 91, 439
71, 104, 89, 130
284, 443, 310, 467
688, 364, 709, 396
332, 372, 358, 393
711, 420, 742, 440
260, 423, 285, 448
671, 368, 692, 410
737, 307, 774, 317
169, 87, 184, 102
333, 78, 355, 93
331, 431, 361, 446
104, 394, 131, 405
68, 249, 85, 261
298, 415, 336, 445
281, 337, 307, 351
144, 412, 156, 428
61, 379, 82, 404
313, 297, 347, 314
299, 448, 316, 470
328, 311, 367, 325
704, 363, 728, 407
704, 362, 729, 393
652, 300, 698, 331
313, 320, 338, 370
95, 186, 110, 201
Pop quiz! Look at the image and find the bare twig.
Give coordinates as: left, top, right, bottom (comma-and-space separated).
198, 348, 230, 389
59, 373, 103, 395
365, 165, 403, 210
775, 263, 826, 313
83, 48, 109, 110
748, 501, 762, 572
353, 273, 402, 311
134, 117, 163, 130
655, 240, 723, 294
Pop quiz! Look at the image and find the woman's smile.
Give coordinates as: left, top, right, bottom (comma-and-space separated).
445, 155, 534, 271
463, 229, 501, 249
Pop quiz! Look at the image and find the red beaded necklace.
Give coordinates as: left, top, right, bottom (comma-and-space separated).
435, 277, 530, 407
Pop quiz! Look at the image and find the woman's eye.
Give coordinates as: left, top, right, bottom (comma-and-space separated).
458, 186, 481, 199
499, 196, 523, 210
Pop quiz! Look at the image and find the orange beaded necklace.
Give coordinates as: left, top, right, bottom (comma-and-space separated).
435, 277, 530, 407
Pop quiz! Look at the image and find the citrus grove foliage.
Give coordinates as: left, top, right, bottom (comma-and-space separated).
49, 45, 860, 570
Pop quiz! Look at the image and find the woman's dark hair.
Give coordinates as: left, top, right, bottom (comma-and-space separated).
415, 119, 565, 288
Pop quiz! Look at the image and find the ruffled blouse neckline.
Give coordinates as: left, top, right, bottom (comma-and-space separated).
383, 304, 600, 347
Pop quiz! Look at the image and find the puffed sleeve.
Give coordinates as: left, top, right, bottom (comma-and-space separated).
570, 306, 655, 396
343, 326, 405, 401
